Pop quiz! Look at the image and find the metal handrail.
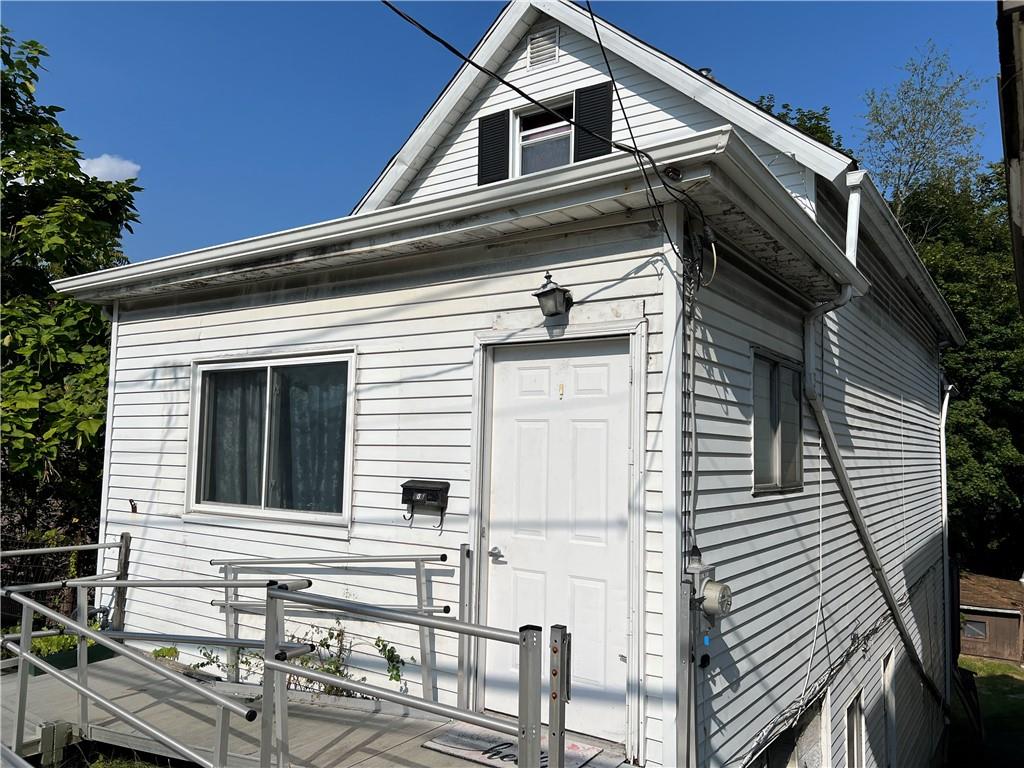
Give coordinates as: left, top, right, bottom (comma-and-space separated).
214, 551, 454, 700
3, 591, 257, 721
2, 641, 213, 768
258, 584, 560, 768
278, 589, 517, 643
2, 589, 261, 768
2, 572, 119, 594
1, 542, 123, 558
264, 657, 518, 735
210, 554, 448, 566
65, 578, 314, 589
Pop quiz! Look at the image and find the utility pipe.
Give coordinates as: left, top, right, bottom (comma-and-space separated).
801, 171, 947, 715
939, 380, 954, 703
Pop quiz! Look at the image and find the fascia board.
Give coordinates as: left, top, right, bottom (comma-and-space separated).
53, 128, 733, 300
534, 0, 853, 182
858, 176, 966, 345
708, 131, 870, 296
353, 2, 537, 214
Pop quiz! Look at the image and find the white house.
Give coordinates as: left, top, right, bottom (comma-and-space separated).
54, 2, 962, 766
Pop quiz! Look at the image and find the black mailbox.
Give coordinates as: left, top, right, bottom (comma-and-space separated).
401, 479, 450, 529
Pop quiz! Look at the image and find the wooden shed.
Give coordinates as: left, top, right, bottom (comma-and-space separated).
959, 571, 1024, 663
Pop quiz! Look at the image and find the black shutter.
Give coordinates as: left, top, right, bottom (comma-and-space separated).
477, 111, 510, 185
573, 81, 613, 162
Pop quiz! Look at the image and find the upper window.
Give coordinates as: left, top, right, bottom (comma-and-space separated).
963, 619, 988, 640
476, 82, 612, 186
517, 102, 573, 176
753, 353, 803, 492
193, 353, 355, 523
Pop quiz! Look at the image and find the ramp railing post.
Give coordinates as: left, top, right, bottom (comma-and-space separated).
548, 625, 569, 768
111, 532, 131, 632
223, 565, 240, 683
260, 587, 280, 768
414, 560, 437, 702
517, 625, 542, 768
213, 706, 230, 768
14, 602, 33, 753
77, 585, 90, 735
457, 544, 472, 710
273, 589, 290, 768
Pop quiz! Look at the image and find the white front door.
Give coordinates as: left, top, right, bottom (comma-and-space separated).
484, 338, 631, 743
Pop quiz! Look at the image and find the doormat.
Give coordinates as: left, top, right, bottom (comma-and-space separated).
423, 723, 603, 767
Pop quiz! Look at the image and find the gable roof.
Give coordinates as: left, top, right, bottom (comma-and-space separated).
960, 571, 1024, 612
354, 0, 856, 214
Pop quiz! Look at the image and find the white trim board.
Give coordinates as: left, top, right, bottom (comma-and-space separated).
468, 315, 648, 761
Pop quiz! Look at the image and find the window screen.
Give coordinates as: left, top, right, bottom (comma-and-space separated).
197, 357, 352, 518
963, 620, 988, 639
266, 362, 348, 514
199, 369, 266, 507
519, 103, 572, 175
752, 353, 802, 491
753, 357, 774, 486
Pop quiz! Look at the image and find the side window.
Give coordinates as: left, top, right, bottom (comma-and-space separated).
752, 353, 803, 492
846, 692, 864, 768
962, 619, 988, 639
194, 354, 355, 523
517, 101, 573, 175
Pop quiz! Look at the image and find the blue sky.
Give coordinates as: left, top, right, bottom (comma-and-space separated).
3, 1, 1002, 263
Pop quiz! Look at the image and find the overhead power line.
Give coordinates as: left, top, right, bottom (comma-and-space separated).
379, 0, 710, 251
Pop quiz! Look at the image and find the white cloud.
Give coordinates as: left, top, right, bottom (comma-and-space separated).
79, 154, 141, 181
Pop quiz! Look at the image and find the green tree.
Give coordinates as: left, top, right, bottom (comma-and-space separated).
765, 51, 1022, 577
901, 168, 1024, 578
1, 27, 139, 558
860, 41, 982, 222
755, 94, 845, 152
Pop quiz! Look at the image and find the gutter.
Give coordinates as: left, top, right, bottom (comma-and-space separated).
960, 604, 1024, 617
802, 170, 949, 716
52, 128, 733, 301
856, 176, 965, 346
939, 379, 953, 703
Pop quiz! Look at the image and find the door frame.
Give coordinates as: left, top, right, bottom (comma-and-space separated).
468, 317, 649, 761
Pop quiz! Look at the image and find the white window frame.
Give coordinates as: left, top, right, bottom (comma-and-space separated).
185, 350, 357, 529
513, 97, 574, 178
962, 619, 988, 639
845, 690, 865, 768
881, 647, 896, 768
751, 348, 804, 494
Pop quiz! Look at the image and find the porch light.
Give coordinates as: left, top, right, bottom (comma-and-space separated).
533, 271, 574, 317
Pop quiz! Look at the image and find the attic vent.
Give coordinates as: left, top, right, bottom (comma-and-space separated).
528, 28, 559, 68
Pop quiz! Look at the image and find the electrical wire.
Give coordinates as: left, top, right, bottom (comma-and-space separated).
380, 0, 711, 290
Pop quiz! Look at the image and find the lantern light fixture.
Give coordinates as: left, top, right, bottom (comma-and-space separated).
532, 271, 574, 317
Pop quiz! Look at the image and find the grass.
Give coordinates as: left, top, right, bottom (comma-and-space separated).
958, 654, 1024, 766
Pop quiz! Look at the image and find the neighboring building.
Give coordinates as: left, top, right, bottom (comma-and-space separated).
959, 571, 1024, 663
998, 1, 1024, 309
53, 2, 963, 766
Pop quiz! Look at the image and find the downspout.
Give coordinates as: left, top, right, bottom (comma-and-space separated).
938, 378, 954, 704
802, 171, 949, 715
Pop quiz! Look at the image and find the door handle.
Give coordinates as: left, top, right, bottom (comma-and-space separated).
488, 546, 506, 563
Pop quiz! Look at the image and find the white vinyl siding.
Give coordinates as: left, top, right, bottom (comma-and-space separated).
92, 209, 947, 767
94, 220, 671, 759
395, 18, 815, 214
682, 244, 945, 767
